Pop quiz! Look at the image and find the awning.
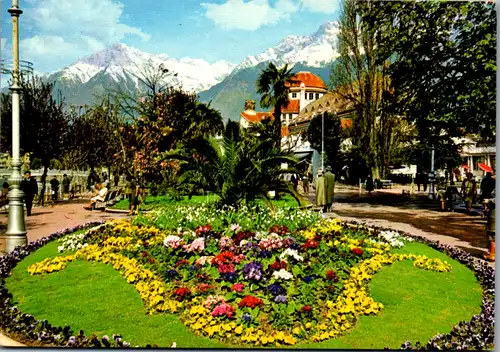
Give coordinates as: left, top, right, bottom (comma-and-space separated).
461, 164, 470, 170
478, 163, 494, 173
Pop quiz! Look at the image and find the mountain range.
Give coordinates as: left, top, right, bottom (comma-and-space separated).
4, 21, 339, 121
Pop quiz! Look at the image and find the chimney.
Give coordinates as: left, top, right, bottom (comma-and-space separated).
244, 100, 256, 111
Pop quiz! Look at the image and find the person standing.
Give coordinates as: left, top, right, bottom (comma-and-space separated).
483, 190, 495, 261
461, 172, 477, 214
21, 171, 38, 216
50, 175, 60, 203
325, 166, 336, 211
366, 174, 374, 195
315, 169, 328, 213
302, 176, 310, 194
415, 172, 422, 192
422, 170, 429, 193
480, 172, 495, 202
127, 177, 140, 215
62, 174, 70, 200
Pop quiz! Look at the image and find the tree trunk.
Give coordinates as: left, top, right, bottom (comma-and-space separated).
39, 164, 48, 206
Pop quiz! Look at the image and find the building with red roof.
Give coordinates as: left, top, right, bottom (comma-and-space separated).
239, 71, 328, 136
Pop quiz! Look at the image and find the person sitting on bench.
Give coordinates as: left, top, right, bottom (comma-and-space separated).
84, 183, 108, 210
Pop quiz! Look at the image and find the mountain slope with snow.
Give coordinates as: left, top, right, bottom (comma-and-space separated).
234, 21, 339, 72
48, 43, 237, 95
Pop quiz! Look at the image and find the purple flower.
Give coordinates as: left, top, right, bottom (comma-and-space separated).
242, 313, 252, 321
165, 269, 178, 279
303, 276, 314, 283
242, 262, 263, 281
274, 295, 287, 303
259, 250, 272, 258
222, 272, 237, 282
267, 283, 286, 296
290, 242, 301, 250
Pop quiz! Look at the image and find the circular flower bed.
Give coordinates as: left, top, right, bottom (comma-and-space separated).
0, 209, 495, 349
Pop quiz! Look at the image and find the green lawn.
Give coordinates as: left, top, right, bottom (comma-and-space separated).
111, 194, 311, 211
5, 241, 482, 348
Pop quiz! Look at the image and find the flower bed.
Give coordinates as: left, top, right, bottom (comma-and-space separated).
0, 205, 495, 349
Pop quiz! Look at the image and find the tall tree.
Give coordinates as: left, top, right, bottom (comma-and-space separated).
306, 112, 345, 173
331, 0, 398, 179
256, 62, 296, 144
364, 1, 495, 171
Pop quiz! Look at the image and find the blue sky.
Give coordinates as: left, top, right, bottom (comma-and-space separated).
0, 0, 340, 73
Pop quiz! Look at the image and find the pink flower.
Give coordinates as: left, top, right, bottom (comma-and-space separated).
219, 236, 235, 250
182, 238, 205, 253
203, 295, 225, 308
218, 263, 235, 274
195, 256, 214, 266
211, 303, 235, 318
231, 283, 245, 292
233, 254, 247, 264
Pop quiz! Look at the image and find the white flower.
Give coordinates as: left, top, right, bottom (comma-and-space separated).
273, 269, 293, 280
57, 245, 64, 253
280, 248, 303, 262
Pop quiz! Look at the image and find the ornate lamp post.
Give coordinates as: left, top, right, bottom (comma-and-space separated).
4, 0, 29, 252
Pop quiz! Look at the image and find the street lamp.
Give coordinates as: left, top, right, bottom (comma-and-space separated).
321, 112, 325, 170
4, 0, 27, 253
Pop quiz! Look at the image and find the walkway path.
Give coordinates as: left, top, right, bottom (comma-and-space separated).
308, 184, 493, 262
0, 200, 128, 253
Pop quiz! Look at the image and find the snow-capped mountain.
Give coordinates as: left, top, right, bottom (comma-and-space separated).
50, 43, 236, 93
234, 21, 339, 72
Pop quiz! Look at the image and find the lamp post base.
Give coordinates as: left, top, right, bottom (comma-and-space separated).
1, 235, 27, 253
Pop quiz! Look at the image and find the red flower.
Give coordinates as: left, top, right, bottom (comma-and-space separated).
175, 259, 189, 267
231, 283, 245, 292
239, 295, 264, 309
351, 247, 364, 256
196, 283, 213, 293
302, 305, 312, 312
140, 251, 148, 257
233, 230, 255, 245
196, 224, 212, 236
173, 287, 191, 301
269, 260, 287, 271
326, 270, 337, 281
269, 225, 289, 236
218, 263, 235, 274
211, 251, 235, 266
302, 239, 319, 249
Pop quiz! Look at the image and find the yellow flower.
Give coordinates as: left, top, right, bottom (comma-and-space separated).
234, 325, 243, 335
305, 322, 312, 329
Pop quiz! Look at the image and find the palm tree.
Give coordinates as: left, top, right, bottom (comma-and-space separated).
166, 128, 302, 209
256, 62, 297, 143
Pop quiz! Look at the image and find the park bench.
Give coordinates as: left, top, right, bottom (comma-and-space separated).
92, 190, 112, 211
106, 189, 123, 206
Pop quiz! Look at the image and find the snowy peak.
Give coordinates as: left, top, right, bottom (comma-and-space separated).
54, 44, 237, 92
76, 43, 147, 67
235, 21, 339, 71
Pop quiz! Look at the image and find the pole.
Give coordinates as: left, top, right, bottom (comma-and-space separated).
321, 113, 325, 170
5, 0, 27, 252
428, 145, 436, 200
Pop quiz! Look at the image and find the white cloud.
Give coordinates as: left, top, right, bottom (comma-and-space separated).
300, 0, 339, 14
15, 0, 150, 71
201, 0, 299, 31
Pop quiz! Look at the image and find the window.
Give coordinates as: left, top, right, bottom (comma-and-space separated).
315, 93, 320, 100
292, 92, 297, 98
309, 93, 314, 100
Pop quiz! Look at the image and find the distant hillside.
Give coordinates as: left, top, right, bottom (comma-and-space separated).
198, 63, 332, 121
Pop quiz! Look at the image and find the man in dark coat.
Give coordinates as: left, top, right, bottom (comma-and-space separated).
480, 172, 495, 202
50, 176, 60, 202
21, 171, 38, 216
